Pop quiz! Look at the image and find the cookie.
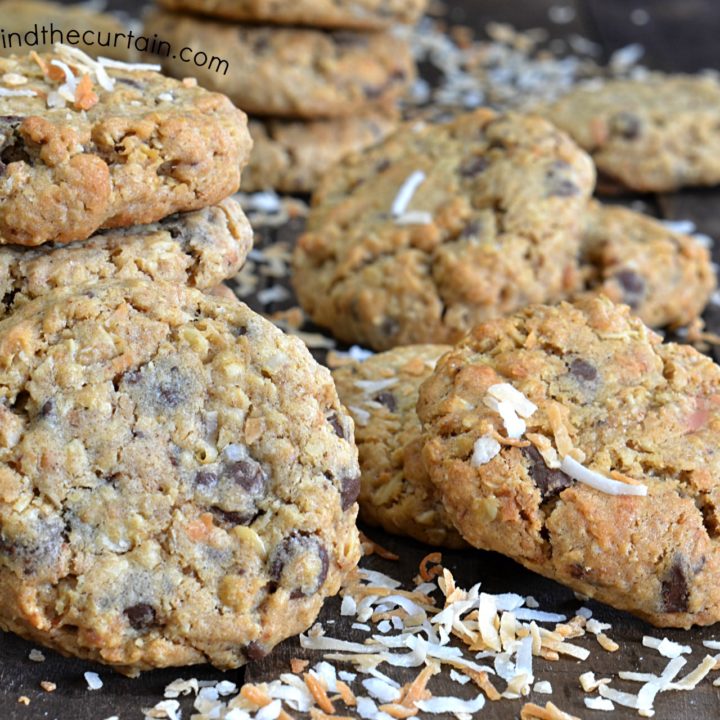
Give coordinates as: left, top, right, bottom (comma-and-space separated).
294, 109, 595, 351
578, 201, 716, 328
156, 0, 427, 30
332, 344, 465, 548
242, 112, 398, 193
0, 47, 251, 247
143, 11, 415, 119
418, 296, 720, 628
0, 280, 361, 672
0, 198, 252, 319
543, 75, 720, 192
0, 0, 131, 61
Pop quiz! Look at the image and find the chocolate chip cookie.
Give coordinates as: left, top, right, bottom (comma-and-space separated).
418, 295, 720, 628
243, 112, 398, 193
543, 74, 720, 192
332, 344, 466, 548
294, 109, 595, 351
578, 201, 716, 328
0, 198, 252, 319
0, 280, 360, 672
156, 0, 427, 30
143, 10, 415, 119
0, 48, 251, 246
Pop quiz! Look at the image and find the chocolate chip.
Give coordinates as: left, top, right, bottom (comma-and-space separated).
615, 269, 645, 309
40, 399, 54, 417
157, 367, 184, 407
269, 533, 329, 599
157, 160, 178, 177
0, 517, 64, 575
610, 112, 642, 140
227, 459, 267, 495
167, 225, 183, 239
0, 140, 30, 166
375, 158, 391, 174
246, 641, 267, 661
524, 446, 573, 499
332, 32, 369, 49
233, 326, 248, 337
460, 220, 482, 238
195, 469, 218, 489
211, 506, 255, 527
546, 160, 579, 197
252, 35, 270, 53
380, 317, 399, 338
661, 557, 690, 613
2, 288, 17, 311
117, 77, 143, 89
341, 474, 360, 511
569, 358, 597, 382
327, 413, 345, 439
124, 603, 156, 630
460, 156, 489, 177
375, 391, 397, 412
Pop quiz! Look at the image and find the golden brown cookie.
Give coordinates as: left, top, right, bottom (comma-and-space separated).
0, 199, 252, 319
0, 48, 251, 246
333, 344, 465, 548
143, 10, 415, 119
418, 296, 720, 628
294, 109, 595, 351
0, 280, 360, 672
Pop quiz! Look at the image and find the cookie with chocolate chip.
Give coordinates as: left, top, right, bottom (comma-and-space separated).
156, 0, 427, 30
0, 198, 253, 319
577, 200, 716, 328
418, 295, 720, 628
242, 111, 399, 193
0, 280, 360, 673
0, 48, 251, 247
143, 10, 415, 119
332, 344, 465, 548
294, 109, 595, 351
543, 74, 720, 192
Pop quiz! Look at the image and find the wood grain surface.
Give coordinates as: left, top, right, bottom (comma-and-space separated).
2, 1, 720, 718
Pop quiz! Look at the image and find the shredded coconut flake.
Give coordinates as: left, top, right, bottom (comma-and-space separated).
391, 170, 426, 217
84, 672, 103, 690
561, 456, 648, 496
585, 696, 615, 711
642, 636, 692, 658
471, 434, 501, 466
416, 693, 486, 713
488, 383, 537, 418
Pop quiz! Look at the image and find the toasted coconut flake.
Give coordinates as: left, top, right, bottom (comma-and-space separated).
488, 383, 537, 418
520, 700, 580, 719
597, 633, 619, 652
419, 552, 443, 582
667, 654, 717, 690
359, 532, 399, 561
303, 673, 335, 714
561, 456, 648, 496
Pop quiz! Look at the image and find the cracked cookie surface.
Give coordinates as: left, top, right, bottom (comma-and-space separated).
333, 344, 465, 548
0, 49, 251, 246
0, 280, 360, 672
0, 198, 253, 319
418, 296, 720, 628
577, 201, 716, 329
543, 74, 720, 192
157, 0, 427, 30
294, 109, 594, 351
144, 10, 415, 119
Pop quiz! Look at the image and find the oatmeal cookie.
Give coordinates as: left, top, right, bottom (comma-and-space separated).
0, 280, 360, 672
0, 48, 251, 246
294, 110, 594, 351
143, 10, 415, 119
578, 201, 716, 328
543, 75, 720, 192
333, 344, 465, 548
156, 0, 427, 30
418, 296, 720, 627
0, 198, 252, 319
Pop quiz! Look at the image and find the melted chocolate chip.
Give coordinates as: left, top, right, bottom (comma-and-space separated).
332, 31, 369, 48
610, 111, 642, 140
524, 446, 573, 499
157, 366, 184, 407
167, 225, 183, 239
246, 641, 267, 661
375, 391, 397, 412
0, 140, 30, 166
157, 160, 179, 177
375, 158, 391, 174
2, 289, 17, 311
195, 469, 218, 489
233, 326, 248, 337
124, 603, 156, 630
328, 413, 345, 439
227, 459, 267, 494
460, 220, 482, 238
380, 317, 399, 338
341, 474, 361, 511
661, 557, 690, 613
40, 399, 54, 417
546, 160, 579, 197
615, 269, 645, 309
569, 358, 598, 382
460, 156, 489, 177
269, 533, 329, 598
211, 506, 255, 527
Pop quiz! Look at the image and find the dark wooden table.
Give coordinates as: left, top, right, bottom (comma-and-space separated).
3, 1, 720, 718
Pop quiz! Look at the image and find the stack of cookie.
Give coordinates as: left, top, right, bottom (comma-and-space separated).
0, 47, 361, 674
144, 0, 424, 193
